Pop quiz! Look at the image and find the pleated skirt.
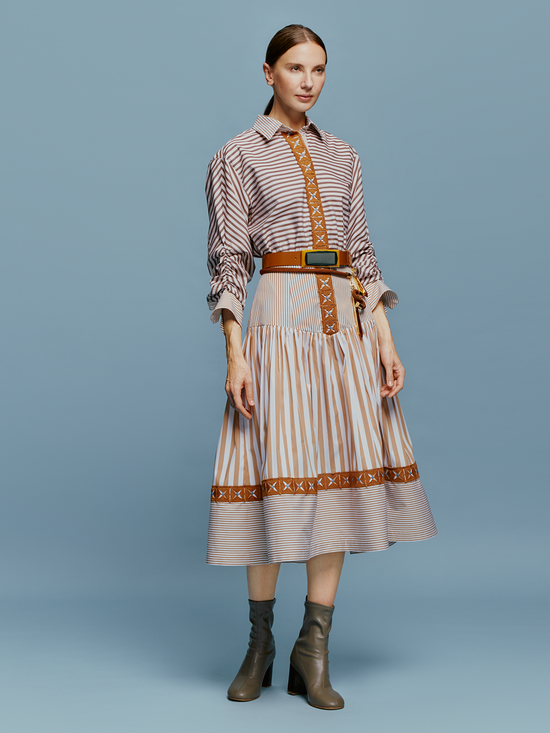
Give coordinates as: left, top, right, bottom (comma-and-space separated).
207, 272, 437, 565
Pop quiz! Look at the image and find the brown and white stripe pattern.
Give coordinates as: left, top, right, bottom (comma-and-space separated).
206, 274, 437, 565
206, 115, 398, 329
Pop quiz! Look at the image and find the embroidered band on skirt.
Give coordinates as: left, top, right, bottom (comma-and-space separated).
207, 271, 437, 565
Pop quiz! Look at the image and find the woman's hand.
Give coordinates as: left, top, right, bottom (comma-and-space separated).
226, 354, 255, 419
222, 309, 255, 420
372, 300, 405, 399
378, 341, 405, 398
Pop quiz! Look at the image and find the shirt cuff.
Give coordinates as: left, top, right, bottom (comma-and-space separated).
365, 280, 399, 313
210, 291, 244, 332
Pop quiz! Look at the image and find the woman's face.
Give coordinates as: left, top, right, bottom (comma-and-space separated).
263, 41, 326, 116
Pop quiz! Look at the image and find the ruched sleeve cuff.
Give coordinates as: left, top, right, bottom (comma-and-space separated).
365, 280, 399, 313
209, 290, 244, 333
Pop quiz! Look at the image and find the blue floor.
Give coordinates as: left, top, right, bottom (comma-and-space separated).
0, 581, 547, 733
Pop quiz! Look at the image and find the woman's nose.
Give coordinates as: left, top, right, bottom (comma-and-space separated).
301, 76, 313, 89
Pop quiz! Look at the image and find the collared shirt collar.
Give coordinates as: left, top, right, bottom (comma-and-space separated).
253, 114, 326, 143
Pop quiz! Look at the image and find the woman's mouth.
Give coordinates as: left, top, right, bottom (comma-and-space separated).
296, 95, 313, 102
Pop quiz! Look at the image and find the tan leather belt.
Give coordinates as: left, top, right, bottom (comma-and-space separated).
262, 249, 351, 270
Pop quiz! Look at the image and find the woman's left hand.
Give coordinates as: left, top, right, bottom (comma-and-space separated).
378, 341, 405, 399
371, 300, 405, 399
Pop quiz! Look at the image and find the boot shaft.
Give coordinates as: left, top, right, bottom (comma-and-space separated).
247, 598, 276, 652
295, 599, 334, 652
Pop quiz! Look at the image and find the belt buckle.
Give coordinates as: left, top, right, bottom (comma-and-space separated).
301, 249, 340, 267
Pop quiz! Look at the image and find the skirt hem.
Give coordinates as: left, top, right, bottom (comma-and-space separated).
205, 530, 438, 566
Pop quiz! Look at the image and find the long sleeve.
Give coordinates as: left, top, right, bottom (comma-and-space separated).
346, 150, 398, 312
206, 151, 255, 328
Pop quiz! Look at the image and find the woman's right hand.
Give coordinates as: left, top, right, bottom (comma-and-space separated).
226, 355, 254, 420
222, 309, 255, 420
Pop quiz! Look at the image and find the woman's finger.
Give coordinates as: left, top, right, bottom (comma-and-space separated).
233, 388, 252, 420
225, 381, 236, 409
380, 357, 394, 396
244, 374, 255, 410
385, 360, 394, 389
385, 363, 405, 398
227, 379, 252, 420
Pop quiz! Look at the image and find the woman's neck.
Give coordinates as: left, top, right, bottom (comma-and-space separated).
268, 100, 306, 132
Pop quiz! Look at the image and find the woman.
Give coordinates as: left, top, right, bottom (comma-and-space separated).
205, 25, 437, 710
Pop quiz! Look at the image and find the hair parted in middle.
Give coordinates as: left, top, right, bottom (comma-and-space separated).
263, 24, 327, 115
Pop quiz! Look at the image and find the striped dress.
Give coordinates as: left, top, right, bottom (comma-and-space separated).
205, 114, 437, 565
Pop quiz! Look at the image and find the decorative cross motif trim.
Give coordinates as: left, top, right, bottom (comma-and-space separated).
211, 463, 421, 502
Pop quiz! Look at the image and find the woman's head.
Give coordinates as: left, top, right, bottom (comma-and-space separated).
263, 25, 327, 117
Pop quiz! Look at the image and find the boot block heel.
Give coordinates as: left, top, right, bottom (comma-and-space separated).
287, 664, 307, 696
262, 661, 273, 688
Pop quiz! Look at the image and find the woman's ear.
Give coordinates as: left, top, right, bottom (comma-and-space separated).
263, 62, 274, 86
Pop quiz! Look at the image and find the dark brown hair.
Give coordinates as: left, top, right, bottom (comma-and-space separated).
263, 25, 327, 115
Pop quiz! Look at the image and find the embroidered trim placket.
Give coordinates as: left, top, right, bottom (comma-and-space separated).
282, 131, 339, 336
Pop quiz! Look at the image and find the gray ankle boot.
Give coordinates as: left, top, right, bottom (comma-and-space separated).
287, 598, 344, 709
227, 598, 276, 702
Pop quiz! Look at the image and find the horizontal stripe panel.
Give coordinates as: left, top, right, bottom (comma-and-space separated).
207, 482, 437, 565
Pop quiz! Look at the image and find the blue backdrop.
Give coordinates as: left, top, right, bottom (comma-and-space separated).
0, 1, 548, 731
